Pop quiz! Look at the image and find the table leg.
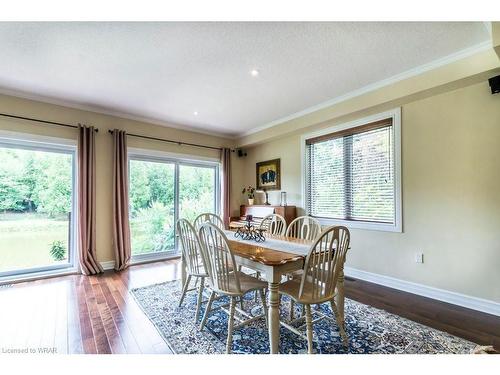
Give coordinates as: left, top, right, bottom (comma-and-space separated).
268, 281, 280, 354
335, 269, 345, 326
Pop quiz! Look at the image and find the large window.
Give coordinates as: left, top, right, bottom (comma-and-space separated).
128, 152, 219, 260
0, 134, 76, 279
304, 109, 401, 232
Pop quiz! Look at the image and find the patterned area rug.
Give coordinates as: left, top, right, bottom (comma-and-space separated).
131, 280, 477, 354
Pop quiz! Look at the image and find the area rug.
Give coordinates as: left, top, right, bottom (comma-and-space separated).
130, 280, 477, 354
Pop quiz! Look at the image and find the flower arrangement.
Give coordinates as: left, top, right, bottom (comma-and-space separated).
241, 186, 256, 199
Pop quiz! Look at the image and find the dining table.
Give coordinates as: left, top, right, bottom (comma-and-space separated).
223, 228, 346, 354
180, 226, 346, 354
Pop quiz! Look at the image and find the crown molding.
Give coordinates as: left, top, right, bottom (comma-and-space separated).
0, 40, 493, 142
0, 86, 236, 139
239, 40, 493, 139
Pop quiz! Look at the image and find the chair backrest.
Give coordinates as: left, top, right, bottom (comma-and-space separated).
285, 216, 322, 240
259, 213, 287, 236
193, 213, 225, 230
176, 219, 206, 276
299, 226, 350, 302
198, 222, 241, 295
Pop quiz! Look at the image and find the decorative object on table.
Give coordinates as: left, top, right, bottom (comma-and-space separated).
241, 185, 256, 206
256, 158, 281, 191
234, 216, 266, 242
131, 280, 478, 354
280, 191, 287, 206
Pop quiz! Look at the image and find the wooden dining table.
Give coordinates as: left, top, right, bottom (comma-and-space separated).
225, 231, 346, 354
180, 228, 346, 354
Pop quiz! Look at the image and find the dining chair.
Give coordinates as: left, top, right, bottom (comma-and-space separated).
279, 226, 351, 353
176, 219, 209, 323
259, 213, 287, 236
193, 212, 225, 230
284, 215, 322, 315
285, 216, 322, 241
198, 222, 268, 354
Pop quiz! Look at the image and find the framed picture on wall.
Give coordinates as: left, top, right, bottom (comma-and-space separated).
256, 158, 281, 190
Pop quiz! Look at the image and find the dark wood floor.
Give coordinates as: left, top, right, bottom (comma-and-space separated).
0, 260, 498, 353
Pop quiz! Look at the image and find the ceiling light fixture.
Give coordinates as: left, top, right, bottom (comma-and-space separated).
250, 69, 259, 77
193, 111, 198, 116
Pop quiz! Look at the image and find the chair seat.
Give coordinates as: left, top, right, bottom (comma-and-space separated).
207, 271, 267, 296
190, 262, 234, 278
279, 277, 337, 304
189, 264, 208, 278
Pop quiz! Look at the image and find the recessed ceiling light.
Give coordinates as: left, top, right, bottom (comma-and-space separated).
250, 69, 259, 77
193, 111, 198, 116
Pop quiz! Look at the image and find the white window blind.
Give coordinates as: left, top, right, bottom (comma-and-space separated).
306, 118, 395, 224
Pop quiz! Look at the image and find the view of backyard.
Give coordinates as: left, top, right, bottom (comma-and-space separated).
0, 213, 70, 273
0, 145, 218, 274
0, 147, 73, 273
129, 159, 216, 256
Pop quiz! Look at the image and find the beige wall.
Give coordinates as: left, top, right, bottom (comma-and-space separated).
232, 81, 500, 303
0, 94, 235, 264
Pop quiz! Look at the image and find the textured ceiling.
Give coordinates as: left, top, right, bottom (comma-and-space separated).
0, 22, 490, 137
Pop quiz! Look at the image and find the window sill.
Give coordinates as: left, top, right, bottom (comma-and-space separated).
0, 266, 79, 286
314, 217, 402, 233
130, 251, 181, 266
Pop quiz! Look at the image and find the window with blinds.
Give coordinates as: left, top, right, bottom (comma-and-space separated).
305, 118, 396, 225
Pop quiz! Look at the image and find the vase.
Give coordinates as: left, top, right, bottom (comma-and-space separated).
248, 198, 254, 206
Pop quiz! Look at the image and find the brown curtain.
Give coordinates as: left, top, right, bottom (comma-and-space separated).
78, 125, 103, 275
220, 148, 231, 229
112, 129, 132, 271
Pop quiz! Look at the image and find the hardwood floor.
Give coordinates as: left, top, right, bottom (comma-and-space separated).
0, 260, 498, 354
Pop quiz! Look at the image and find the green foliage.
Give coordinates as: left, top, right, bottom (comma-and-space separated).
128, 161, 216, 255
178, 165, 215, 222
0, 148, 72, 217
241, 185, 255, 199
50, 240, 66, 261
130, 201, 175, 254
129, 160, 175, 215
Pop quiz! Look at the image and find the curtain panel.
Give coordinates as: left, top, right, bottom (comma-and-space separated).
77, 125, 103, 275
220, 148, 231, 229
112, 129, 132, 271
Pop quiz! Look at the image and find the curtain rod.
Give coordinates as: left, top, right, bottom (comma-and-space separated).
0, 112, 98, 132
108, 129, 232, 152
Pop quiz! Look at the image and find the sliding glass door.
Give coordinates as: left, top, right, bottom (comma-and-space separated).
0, 137, 76, 278
129, 159, 176, 257
128, 153, 219, 260
179, 164, 217, 223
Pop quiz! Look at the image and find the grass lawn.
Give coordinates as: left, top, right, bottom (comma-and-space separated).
0, 213, 70, 273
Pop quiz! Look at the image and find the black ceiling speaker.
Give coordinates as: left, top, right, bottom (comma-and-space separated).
488, 75, 500, 94
237, 149, 247, 157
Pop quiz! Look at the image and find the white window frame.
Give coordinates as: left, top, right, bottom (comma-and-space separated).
0, 130, 78, 281
301, 108, 402, 232
128, 147, 220, 264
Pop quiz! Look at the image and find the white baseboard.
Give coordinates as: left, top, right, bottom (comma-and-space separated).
344, 266, 500, 317
100, 261, 115, 271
